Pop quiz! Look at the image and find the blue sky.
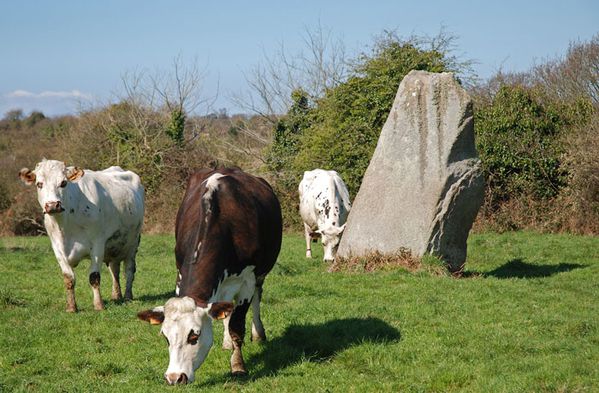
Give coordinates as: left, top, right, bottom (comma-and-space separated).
0, 0, 597, 116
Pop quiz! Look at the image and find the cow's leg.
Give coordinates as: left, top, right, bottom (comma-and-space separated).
89, 250, 105, 311
58, 260, 77, 312
304, 223, 313, 258
222, 314, 233, 350
228, 301, 250, 376
251, 278, 266, 342
123, 255, 136, 301
108, 261, 122, 301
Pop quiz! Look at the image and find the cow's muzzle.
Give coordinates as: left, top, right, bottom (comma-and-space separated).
44, 201, 65, 214
165, 372, 188, 385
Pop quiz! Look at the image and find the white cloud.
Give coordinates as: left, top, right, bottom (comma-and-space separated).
1, 89, 94, 117
5, 89, 92, 100
6, 89, 35, 98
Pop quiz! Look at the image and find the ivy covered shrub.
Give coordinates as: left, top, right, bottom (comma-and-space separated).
474, 84, 593, 209
266, 34, 463, 228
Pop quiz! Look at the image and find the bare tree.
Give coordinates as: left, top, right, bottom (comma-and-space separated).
233, 23, 348, 120
535, 34, 599, 106
224, 23, 348, 168
119, 56, 215, 117
64, 57, 216, 191
114, 56, 217, 148
149, 55, 216, 114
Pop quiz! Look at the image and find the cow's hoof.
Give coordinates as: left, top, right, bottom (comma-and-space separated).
94, 303, 105, 311
111, 293, 122, 301
231, 369, 248, 378
222, 341, 233, 350
231, 352, 247, 376
66, 307, 77, 313
251, 333, 266, 343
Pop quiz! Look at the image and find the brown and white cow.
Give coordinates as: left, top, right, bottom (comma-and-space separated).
138, 167, 282, 385
19, 159, 144, 312
299, 169, 351, 262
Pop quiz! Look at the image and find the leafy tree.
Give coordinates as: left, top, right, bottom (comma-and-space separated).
25, 111, 46, 128
266, 89, 312, 174
3, 109, 23, 122
167, 108, 185, 145
3, 109, 23, 130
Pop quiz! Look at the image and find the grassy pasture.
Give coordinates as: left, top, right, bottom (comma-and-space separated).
0, 232, 598, 392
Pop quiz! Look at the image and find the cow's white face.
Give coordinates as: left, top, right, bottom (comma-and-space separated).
320, 223, 346, 262
19, 159, 84, 215
137, 297, 233, 385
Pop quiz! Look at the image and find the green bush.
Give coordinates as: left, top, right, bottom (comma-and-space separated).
561, 112, 599, 233
474, 84, 593, 209
265, 34, 466, 228
265, 89, 313, 228
293, 38, 454, 197
66, 102, 187, 194
0, 182, 10, 212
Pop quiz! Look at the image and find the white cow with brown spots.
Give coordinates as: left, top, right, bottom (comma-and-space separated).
299, 169, 351, 262
19, 159, 144, 312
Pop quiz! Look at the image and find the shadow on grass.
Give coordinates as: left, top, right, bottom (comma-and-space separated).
202, 317, 400, 386
467, 258, 584, 279
135, 291, 175, 303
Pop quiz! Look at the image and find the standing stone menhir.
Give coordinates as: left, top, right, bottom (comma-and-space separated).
336, 70, 484, 272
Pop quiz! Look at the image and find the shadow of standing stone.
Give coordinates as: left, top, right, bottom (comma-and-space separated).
337, 71, 484, 272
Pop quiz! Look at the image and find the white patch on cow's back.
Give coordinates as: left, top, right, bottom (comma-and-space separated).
204, 174, 225, 201
202, 174, 226, 217
210, 265, 256, 306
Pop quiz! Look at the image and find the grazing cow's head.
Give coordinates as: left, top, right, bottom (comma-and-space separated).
19, 159, 84, 215
318, 223, 347, 262
137, 297, 233, 385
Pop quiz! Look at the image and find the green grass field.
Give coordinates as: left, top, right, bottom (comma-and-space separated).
1, 232, 598, 392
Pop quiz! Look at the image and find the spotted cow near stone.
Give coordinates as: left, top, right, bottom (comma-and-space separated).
19, 159, 144, 312
137, 167, 282, 385
299, 169, 351, 262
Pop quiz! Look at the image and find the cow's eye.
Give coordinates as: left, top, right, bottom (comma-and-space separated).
36, 182, 43, 189
59, 180, 67, 188
187, 330, 200, 345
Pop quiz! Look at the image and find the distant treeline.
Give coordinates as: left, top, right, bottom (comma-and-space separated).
1, 32, 597, 235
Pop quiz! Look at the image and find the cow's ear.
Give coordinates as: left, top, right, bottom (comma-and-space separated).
137, 307, 165, 325
66, 166, 84, 182
207, 302, 234, 320
19, 168, 36, 185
